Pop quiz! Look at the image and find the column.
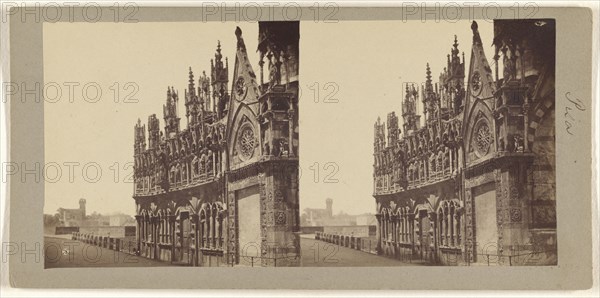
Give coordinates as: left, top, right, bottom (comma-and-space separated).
169, 215, 176, 262
179, 216, 184, 261
191, 214, 200, 267
408, 214, 415, 254
135, 215, 142, 253
450, 209, 455, 247
153, 216, 158, 259
375, 213, 383, 254
429, 212, 438, 263
288, 109, 295, 157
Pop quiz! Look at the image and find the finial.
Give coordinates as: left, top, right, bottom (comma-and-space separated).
471, 21, 482, 44
426, 63, 432, 81
188, 67, 194, 84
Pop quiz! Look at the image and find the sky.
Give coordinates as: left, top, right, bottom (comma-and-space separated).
43, 22, 259, 216
43, 20, 494, 216
299, 20, 494, 215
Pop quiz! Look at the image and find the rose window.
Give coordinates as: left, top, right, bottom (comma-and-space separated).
475, 122, 492, 156
238, 126, 255, 160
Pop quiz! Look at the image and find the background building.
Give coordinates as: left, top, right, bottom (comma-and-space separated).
132, 21, 300, 267
372, 20, 556, 265
301, 198, 376, 227
57, 198, 86, 227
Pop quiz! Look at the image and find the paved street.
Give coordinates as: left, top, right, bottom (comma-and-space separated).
44, 236, 423, 267
44, 237, 170, 268
299, 237, 423, 267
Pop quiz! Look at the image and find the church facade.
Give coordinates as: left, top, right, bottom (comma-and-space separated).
132, 22, 300, 267
372, 20, 556, 265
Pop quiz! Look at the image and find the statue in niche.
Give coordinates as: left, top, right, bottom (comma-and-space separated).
199, 155, 206, 174
206, 150, 213, 174
192, 155, 199, 177
268, 52, 281, 88
514, 135, 524, 152
263, 141, 271, 156
444, 149, 450, 169
182, 163, 188, 182
272, 139, 280, 157
279, 139, 289, 156
503, 47, 516, 81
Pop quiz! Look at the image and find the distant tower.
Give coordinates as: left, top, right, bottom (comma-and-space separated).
79, 198, 86, 218
326, 198, 333, 218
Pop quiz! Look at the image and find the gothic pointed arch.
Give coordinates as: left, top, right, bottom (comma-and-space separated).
227, 103, 259, 169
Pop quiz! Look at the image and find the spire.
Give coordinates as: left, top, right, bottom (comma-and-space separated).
188, 67, 194, 87
425, 63, 433, 93
215, 40, 222, 61
211, 38, 229, 118
164, 86, 180, 136
465, 19, 495, 106
471, 21, 482, 45
453, 35, 459, 52
227, 24, 260, 118
185, 67, 202, 124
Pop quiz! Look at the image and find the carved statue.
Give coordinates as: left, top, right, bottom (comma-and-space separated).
206, 150, 213, 174
514, 135, 524, 152
503, 48, 516, 81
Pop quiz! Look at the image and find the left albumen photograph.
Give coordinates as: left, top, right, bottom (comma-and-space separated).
43, 21, 300, 268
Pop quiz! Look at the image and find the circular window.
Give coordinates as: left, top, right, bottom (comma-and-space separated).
474, 120, 492, 156
237, 124, 256, 161
470, 71, 482, 97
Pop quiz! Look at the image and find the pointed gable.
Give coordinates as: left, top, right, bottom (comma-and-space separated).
227, 27, 261, 121
465, 21, 496, 109
463, 21, 497, 165
225, 27, 262, 170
